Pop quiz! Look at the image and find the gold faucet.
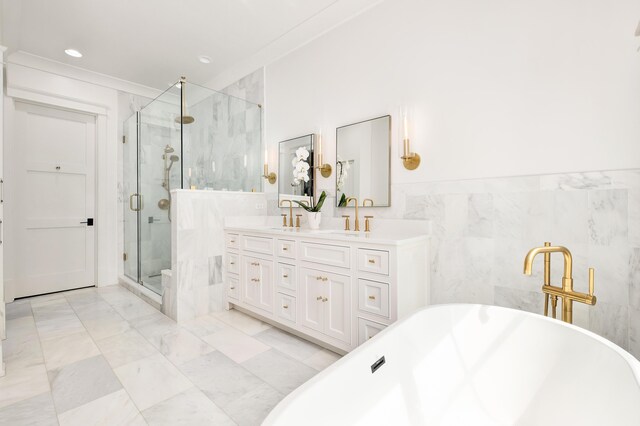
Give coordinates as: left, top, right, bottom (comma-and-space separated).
363, 198, 374, 207
523, 243, 596, 324
346, 197, 360, 231
279, 199, 293, 227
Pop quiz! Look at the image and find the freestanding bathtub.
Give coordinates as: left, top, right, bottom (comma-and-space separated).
263, 304, 640, 425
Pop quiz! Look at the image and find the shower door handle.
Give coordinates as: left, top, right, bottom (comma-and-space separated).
129, 194, 143, 212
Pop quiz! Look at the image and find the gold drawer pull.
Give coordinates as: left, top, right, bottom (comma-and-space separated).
283, 274, 288, 278
230, 239, 236, 243
316, 276, 328, 281
282, 247, 288, 251
230, 286, 235, 290
368, 259, 375, 264
368, 295, 376, 300
316, 296, 323, 301
251, 262, 260, 266
283, 305, 289, 309
251, 278, 260, 283
322, 297, 328, 302
230, 262, 235, 265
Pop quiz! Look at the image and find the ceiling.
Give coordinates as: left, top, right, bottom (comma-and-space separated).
1, 0, 374, 90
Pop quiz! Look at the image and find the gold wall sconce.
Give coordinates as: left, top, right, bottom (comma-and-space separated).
401, 109, 421, 170
315, 131, 332, 178
263, 148, 277, 184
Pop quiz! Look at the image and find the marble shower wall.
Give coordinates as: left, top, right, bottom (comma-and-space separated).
308, 169, 639, 358
167, 190, 267, 322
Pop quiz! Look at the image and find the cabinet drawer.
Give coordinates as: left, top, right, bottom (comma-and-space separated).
227, 253, 239, 275
243, 235, 274, 255
358, 279, 390, 319
276, 263, 296, 294
226, 233, 239, 250
358, 317, 386, 345
275, 293, 296, 323
358, 249, 389, 276
277, 239, 296, 259
300, 242, 350, 269
226, 274, 239, 300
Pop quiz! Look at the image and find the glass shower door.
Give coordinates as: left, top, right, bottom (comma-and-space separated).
123, 113, 139, 282
138, 85, 181, 295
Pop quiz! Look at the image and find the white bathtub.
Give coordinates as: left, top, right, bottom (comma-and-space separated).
264, 304, 640, 425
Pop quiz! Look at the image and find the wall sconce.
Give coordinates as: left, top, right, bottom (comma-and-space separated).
401, 109, 421, 170
263, 148, 277, 184
315, 131, 332, 178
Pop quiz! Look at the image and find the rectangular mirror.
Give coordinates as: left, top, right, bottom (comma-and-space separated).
336, 115, 391, 207
279, 134, 315, 205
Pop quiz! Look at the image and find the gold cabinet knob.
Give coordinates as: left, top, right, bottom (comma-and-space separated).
230, 261, 235, 265
283, 305, 289, 309
322, 297, 328, 302
316, 296, 323, 301
283, 247, 288, 251
230, 286, 235, 290
368, 295, 376, 300
283, 274, 288, 278
230, 239, 236, 243
368, 259, 375, 264
251, 262, 260, 266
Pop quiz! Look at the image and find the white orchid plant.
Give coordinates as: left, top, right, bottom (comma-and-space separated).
291, 146, 310, 186
336, 155, 351, 191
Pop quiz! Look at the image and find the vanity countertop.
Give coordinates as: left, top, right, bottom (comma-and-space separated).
224, 216, 430, 246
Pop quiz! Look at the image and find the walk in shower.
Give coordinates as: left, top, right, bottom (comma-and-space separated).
123, 78, 262, 295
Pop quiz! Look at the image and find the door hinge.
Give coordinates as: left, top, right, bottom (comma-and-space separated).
122, 135, 126, 144
123, 252, 128, 261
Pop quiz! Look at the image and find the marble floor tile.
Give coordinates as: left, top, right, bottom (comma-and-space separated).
254, 327, 323, 361
148, 328, 214, 365
223, 382, 284, 426
0, 364, 51, 409
114, 354, 193, 411
303, 349, 342, 371
213, 309, 272, 335
95, 329, 157, 369
6, 302, 33, 321
142, 387, 234, 426
181, 314, 228, 337
242, 349, 317, 394
129, 312, 180, 340
40, 331, 100, 371
3, 331, 44, 370
0, 391, 58, 426
64, 289, 105, 308
110, 298, 159, 321
35, 315, 86, 340
28, 292, 67, 307
49, 355, 122, 414
71, 300, 120, 321
202, 327, 270, 364
179, 351, 267, 408
5, 316, 39, 341
81, 315, 131, 341
31, 299, 75, 322
57, 389, 145, 426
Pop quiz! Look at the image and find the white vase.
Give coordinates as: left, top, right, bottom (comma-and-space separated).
306, 211, 322, 230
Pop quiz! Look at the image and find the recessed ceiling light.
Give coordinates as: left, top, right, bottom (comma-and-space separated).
198, 55, 212, 64
64, 48, 83, 58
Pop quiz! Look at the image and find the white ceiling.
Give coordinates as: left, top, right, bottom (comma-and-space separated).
1, 0, 377, 90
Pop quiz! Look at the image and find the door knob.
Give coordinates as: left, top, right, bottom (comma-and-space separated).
80, 218, 94, 226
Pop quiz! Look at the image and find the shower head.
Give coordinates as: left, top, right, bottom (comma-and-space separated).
175, 115, 195, 125
166, 154, 180, 171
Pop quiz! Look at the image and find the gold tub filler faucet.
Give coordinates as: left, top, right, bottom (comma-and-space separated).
523, 242, 596, 324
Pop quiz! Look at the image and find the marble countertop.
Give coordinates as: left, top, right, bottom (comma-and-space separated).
224, 216, 430, 246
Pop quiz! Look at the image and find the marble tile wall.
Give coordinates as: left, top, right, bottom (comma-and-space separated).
275, 169, 639, 358
167, 190, 268, 323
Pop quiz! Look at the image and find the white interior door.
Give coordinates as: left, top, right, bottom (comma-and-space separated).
10, 101, 96, 298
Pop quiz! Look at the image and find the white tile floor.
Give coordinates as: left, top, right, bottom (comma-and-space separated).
0, 286, 341, 425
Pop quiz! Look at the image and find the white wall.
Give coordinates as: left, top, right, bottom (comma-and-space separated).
265, 0, 640, 192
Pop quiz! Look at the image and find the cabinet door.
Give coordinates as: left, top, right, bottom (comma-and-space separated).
242, 256, 273, 313
323, 271, 351, 344
298, 268, 324, 332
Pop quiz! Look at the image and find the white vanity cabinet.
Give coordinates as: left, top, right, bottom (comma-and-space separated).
224, 227, 428, 353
